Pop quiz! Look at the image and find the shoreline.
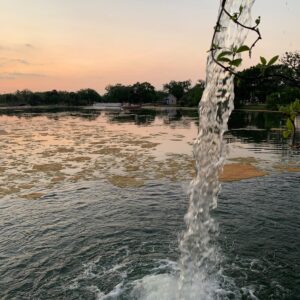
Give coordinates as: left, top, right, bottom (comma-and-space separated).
0, 104, 282, 113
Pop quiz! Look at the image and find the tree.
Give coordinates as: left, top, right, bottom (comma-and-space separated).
0, 89, 102, 107
209, 0, 300, 89
180, 80, 205, 107
103, 84, 132, 102
155, 90, 168, 103
281, 51, 300, 83
235, 64, 290, 107
131, 82, 156, 104
76, 89, 102, 105
163, 80, 191, 100
266, 87, 300, 110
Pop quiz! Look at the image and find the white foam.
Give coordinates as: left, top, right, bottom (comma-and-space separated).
130, 273, 222, 300
96, 282, 125, 300
131, 274, 179, 300
87, 285, 106, 299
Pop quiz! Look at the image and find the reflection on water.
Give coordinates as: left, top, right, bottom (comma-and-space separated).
0, 108, 299, 299
0, 108, 299, 201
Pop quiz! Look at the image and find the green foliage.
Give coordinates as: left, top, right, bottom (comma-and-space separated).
0, 89, 101, 106
180, 81, 205, 107
279, 99, 300, 140
266, 87, 300, 110
279, 99, 300, 120
163, 80, 192, 100
103, 82, 156, 104
255, 16, 261, 26
211, 3, 262, 71
230, 58, 243, 67
216, 45, 250, 69
280, 51, 300, 82
76, 89, 102, 104
211, 2, 283, 81
236, 45, 250, 53
234, 64, 290, 107
282, 118, 294, 139
155, 91, 168, 102
131, 82, 156, 103
103, 80, 202, 106
259, 56, 279, 69
260, 57, 267, 65
217, 51, 233, 60
103, 84, 131, 103
268, 56, 279, 66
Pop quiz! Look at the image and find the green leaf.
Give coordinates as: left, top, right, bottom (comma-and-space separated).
239, 5, 244, 14
260, 56, 267, 65
283, 131, 291, 139
217, 57, 231, 63
217, 51, 233, 60
230, 13, 239, 22
267, 55, 279, 66
212, 43, 222, 50
229, 58, 243, 67
214, 24, 221, 32
255, 16, 261, 26
286, 118, 294, 131
236, 45, 250, 53
232, 46, 238, 53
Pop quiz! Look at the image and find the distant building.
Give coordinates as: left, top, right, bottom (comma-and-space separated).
164, 94, 177, 105
92, 103, 121, 110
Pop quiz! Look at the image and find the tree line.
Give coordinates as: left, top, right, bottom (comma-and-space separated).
0, 51, 299, 110
0, 89, 101, 107
0, 81, 205, 107
235, 51, 300, 110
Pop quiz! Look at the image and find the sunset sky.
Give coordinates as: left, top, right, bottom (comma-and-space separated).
1, 0, 299, 94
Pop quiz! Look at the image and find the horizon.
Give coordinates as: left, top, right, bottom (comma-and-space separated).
1, 0, 299, 94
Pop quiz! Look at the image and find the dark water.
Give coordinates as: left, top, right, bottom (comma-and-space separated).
0, 108, 299, 299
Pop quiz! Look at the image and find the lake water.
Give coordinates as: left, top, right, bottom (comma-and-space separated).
0, 108, 299, 299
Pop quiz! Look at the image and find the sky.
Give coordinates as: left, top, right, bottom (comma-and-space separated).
0, 0, 299, 94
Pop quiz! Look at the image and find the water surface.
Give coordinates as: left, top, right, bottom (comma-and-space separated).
0, 108, 299, 299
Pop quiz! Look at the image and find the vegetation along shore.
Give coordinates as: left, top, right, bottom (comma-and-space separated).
1, 52, 299, 112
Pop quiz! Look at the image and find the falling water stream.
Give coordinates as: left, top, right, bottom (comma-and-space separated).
129, 1, 258, 299
178, 0, 256, 299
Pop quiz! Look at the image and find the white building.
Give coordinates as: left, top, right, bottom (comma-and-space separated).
91, 103, 121, 110
164, 94, 177, 105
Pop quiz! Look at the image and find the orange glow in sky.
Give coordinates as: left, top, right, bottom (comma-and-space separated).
0, 0, 299, 93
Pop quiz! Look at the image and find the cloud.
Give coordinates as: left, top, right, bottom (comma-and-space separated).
13, 59, 30, 65
11, 72, 46, 77
0, 74, 15, 80
0, 57, 30, 67
0, 43, 36, 53
0, 72, 48, 80
25, 43, 34, 49
0, 45, 10, 51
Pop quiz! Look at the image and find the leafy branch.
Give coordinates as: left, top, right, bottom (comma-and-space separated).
209, 0, 299, 87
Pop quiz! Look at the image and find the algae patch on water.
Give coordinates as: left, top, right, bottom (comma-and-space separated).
0, 112, 296, 197
220, 163, 267, 182
273, 164, 300, 173
32, 163, 64, 172
21, 192, 45, 200
107, 175, 144, 188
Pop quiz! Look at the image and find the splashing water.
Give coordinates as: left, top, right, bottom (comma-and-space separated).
178, 0, 256, 298
98, 1, 257, 299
